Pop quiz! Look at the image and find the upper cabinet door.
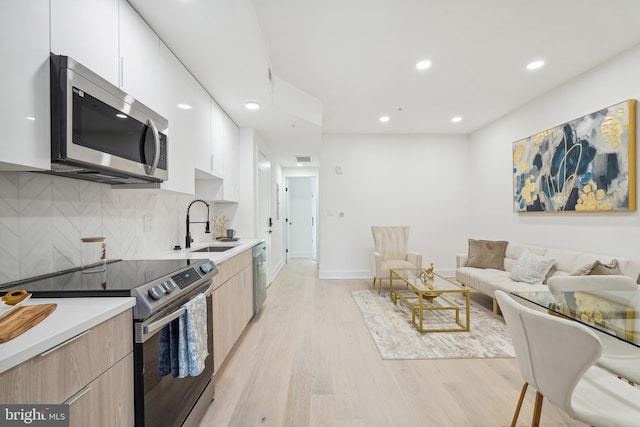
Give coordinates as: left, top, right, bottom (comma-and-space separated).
118, 0, 161, 112
159, 42, 196, 195
210, 101, 226, 179
221, 114, 240, 202
50, 0, 119, 85
193, 82, 213, 176
0, 0, 50, 170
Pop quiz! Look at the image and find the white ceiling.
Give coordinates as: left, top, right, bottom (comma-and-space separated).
129, 0, 640, 168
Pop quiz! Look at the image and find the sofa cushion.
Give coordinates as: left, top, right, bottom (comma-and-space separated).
542, 248, 581, 273
504, 243, 547, 272
571, 259, 621, 276
508, 249, 555, 284
465, 239, 508, 270
587, 259, 621, 275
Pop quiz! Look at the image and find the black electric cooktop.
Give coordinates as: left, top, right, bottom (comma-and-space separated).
0, 259, 201, 297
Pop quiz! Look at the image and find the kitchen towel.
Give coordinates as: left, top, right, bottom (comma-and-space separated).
158, 318, 182, 377
158, 293, 208, 377
184, 293, 208, 376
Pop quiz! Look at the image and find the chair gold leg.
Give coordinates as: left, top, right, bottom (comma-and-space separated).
372, 277, 376, 288
531, 391, 544, 427
511, 382, 528, 427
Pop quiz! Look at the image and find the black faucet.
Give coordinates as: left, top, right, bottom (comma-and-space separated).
186, 199, 211, 249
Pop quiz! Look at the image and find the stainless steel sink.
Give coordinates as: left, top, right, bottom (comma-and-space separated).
191, 246, 235, 253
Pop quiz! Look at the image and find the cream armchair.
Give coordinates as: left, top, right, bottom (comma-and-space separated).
371, 226, 422, 293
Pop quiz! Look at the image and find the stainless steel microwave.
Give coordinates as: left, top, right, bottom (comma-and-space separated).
50, 54, 168, 184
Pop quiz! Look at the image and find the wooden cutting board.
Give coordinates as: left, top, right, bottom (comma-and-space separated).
0, 304, 57, 343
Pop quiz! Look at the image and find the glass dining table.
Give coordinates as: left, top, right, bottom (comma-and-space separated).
512, 290, 640, 348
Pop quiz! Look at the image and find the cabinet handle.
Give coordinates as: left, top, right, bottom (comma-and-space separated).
64, 385, 93, 406
39, 330, 90, 357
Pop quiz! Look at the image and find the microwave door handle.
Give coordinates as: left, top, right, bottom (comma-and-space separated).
145, 118, 161, 176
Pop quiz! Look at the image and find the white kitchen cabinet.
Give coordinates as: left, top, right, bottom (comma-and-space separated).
118, 0, 161, 113
193, 83, 214, 176
50, 0, 119, 85
199, 105, 240, 202
159, 42, 196, 194
220, 113, 241, 202
210, 101, 226, 179
0, 0, 50, 171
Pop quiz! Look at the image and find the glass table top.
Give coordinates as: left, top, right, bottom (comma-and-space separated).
512, 290, 640, 348
390, 268, 464, 292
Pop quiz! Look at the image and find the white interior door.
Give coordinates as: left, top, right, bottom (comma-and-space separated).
287, 176, 315, 258
257, 152, 271, 281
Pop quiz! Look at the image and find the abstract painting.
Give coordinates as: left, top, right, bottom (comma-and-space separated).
513, 100, 636, 212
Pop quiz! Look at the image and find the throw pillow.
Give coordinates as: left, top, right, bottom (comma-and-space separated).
587, 259, 621, 275
570, 263, 593, 276
509, 249, 556, 284
465, 239, 508, 270
570, 259, 621, 276
542, 265, 557, 284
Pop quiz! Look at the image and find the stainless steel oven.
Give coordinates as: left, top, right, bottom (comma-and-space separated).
134, 281, 214, 427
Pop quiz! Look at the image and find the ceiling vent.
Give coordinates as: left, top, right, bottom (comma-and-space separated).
295, 156, 312, 163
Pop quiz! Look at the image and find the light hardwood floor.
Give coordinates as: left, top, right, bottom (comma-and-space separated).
200, 259, 585, 427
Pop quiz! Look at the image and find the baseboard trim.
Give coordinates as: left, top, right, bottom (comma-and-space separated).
318, 268, 456, 280
318, 271, 371, 280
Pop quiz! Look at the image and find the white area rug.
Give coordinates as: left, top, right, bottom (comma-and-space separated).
352, 290, 515, 360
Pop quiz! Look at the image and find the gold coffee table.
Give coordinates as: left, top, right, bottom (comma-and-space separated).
389, 268, 470, 333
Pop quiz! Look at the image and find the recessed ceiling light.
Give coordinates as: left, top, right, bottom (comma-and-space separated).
379, 116, 390, 123
296, 163, 303, 167
116, 113, 127, 119
245, 102, 260, 110
177, 103, 192, 110
25, 116, 35, 121
451, 116, 462, 123
526, 60, 545, 70
416, 60, 432, 70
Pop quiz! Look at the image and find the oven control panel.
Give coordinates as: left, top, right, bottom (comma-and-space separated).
132, 259, 218, 319
172, 267, 200, 289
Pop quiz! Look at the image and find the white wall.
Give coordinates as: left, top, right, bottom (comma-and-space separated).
468, 44, 640, 259
318, 134, 470, 278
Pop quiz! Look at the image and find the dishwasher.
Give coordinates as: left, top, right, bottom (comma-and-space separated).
253, 241, 267, 314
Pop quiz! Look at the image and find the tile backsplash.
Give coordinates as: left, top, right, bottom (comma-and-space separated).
0, 172, 215, 282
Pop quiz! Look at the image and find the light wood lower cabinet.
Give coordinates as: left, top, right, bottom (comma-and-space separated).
67, 353, 134, 427
0, 310, 134, 427
212, 249, 254, 372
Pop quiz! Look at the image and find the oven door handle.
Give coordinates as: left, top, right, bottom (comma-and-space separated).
142, 283, 213, 336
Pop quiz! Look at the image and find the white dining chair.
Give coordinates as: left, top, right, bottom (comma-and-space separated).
547, 275, 640, 385
496, 290, 640, 427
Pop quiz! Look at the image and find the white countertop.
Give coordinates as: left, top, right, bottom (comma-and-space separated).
0, 297, 136, 374
137, 238, 263, 263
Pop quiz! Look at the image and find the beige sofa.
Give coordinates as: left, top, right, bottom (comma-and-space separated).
456, 241, 640, 313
